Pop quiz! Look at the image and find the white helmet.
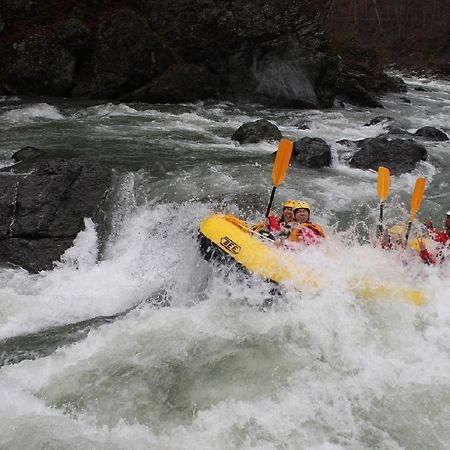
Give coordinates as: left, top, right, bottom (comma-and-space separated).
447, 210, 450, 216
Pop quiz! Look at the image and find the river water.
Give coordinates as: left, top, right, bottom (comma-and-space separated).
0, 75, 449, 449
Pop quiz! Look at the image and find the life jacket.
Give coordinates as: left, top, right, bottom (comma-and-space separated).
427, 227, 450, 244
288, 222, 325, 245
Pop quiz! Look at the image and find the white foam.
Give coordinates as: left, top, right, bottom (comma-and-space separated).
1, 103, 64, 122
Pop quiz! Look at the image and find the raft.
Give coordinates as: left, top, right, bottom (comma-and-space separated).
198, 213, 425, 305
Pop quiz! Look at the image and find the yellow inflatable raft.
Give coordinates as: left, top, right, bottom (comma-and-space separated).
198, 214, 425, 305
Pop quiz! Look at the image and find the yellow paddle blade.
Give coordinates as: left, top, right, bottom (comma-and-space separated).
272, 138, 293, 187
377, 166, 390, 201
409, 177, 426, 222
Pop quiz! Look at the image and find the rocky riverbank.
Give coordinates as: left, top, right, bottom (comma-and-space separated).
0, 0, 402, 108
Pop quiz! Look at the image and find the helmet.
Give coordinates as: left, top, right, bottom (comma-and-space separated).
389, 224, 406, 236
283, 200, 298, 209
293, 201, 311, 212
446, 210, 450, 216
410, 237, 430, 252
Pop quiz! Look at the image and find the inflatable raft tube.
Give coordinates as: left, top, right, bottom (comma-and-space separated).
198, 214, 424, 305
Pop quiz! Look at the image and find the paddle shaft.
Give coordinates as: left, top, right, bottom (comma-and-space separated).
377, 202, 385, 237
265, 187, 276, 218
377, 166, 390, 238
404, 222, 413, 244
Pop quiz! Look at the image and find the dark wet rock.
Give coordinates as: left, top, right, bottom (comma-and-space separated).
414, 86, 431, 92
73, 9, 169, 98
364, 116, 394, 126
333, 41, 395, 108
0, 1, 340, 108
12, 146, 44, 162
123, 64, 220, 103
414, 126, 449, 141
385, 127, 413, 137
290, 118, 312, 130
231, 119, 281, 144
293, 137, 331, 168
0, 158, 112, 272
400, 97, 411, 104
348, 136, 427, 174
8, 38, 76, 95
383, 75, 407, 93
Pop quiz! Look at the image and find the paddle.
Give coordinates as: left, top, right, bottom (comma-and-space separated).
377, 166, 390, 237
404, 177, 426, 245
265, 138, 293, 218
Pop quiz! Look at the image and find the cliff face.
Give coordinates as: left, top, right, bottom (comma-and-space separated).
319, 0, 450, 75
0, 0, 403, 107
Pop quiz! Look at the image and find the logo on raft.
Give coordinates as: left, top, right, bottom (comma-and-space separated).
220, 236, 241, 254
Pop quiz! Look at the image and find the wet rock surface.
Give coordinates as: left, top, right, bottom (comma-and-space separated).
0, 153, 112, 272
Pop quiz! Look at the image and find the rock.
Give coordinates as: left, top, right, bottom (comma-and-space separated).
364, 116, 394, 126
414, 126, 449, 141
231, 119, 282, 144
385, 127, 413, 137
0, 1, 339, 108
333, 41, 389, 108
12, 146, 43, 162
348, 136, 427, 174
73, 8, 169, 98
123, 64, 220, 103
289, 118, 312, 130
5, 36, 77, 95
0, 158, 112, 272
293, 137, 331, 168
55, 17, 89, 57
0, 14, 4, 34
382, 75, 407, 93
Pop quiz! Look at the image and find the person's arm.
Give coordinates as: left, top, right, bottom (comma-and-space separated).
426, 225, 448, 243
418, 238, 436, 265
268, 214, 281, 231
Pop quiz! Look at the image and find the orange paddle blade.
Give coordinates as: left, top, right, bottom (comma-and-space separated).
272, 138, 293, 187
409, 177, 426, 222
377, 166, 390, 201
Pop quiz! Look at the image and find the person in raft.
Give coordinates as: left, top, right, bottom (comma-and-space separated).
425, 210, 450, 263
253, 199, 298, 238
382, 224, 436, 265
275, 201, 325, 248
425, 210, 450, 244
288, 202, 325, 245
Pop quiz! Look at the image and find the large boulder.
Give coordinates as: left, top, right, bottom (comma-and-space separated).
293, 137, 332, 168
231, 119, 282, 144
0, 156, 112, 272
414, 126, 449, 141
348, 136, 427, 174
